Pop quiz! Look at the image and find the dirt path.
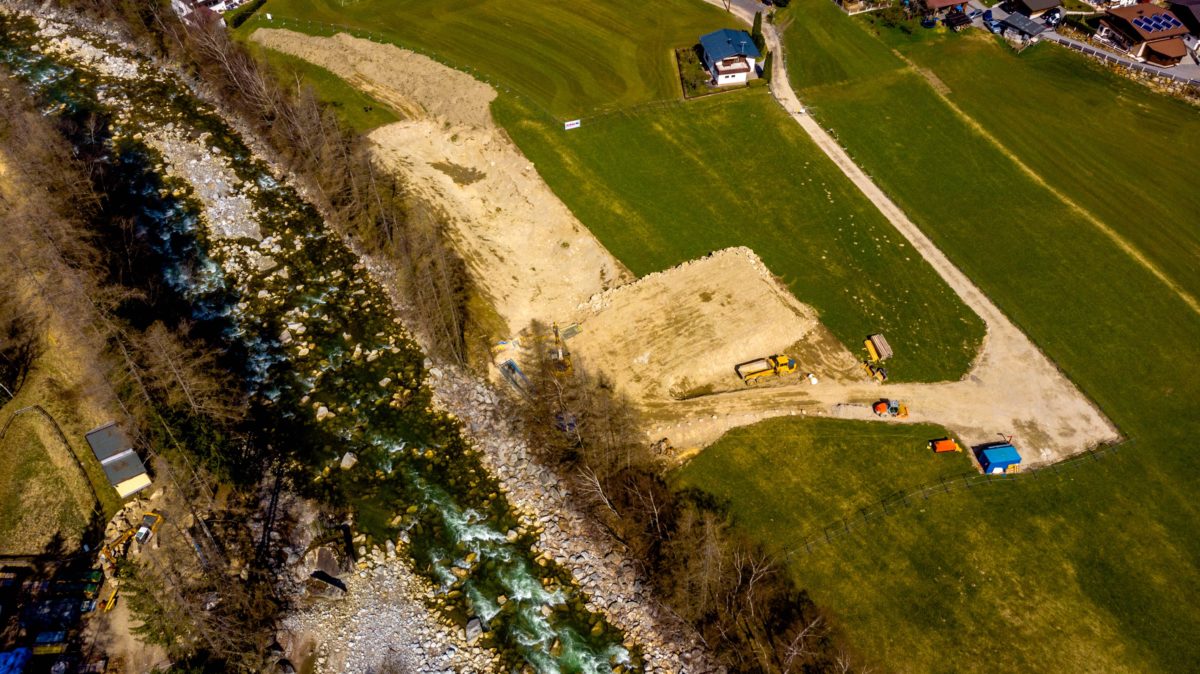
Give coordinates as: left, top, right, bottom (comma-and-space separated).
251, 29, 632, 334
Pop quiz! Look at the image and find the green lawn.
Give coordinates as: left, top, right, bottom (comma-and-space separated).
250, 0, 733, 118
247, 43, 399, 132
495, 90, 982, 382
676, 417, 973, 547
0, 418, 92, 555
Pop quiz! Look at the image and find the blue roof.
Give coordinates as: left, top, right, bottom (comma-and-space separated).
980, 444, 1022, 466
699, 29, 761, 64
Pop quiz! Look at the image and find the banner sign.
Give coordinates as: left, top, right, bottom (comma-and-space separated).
564, 119, 581, 130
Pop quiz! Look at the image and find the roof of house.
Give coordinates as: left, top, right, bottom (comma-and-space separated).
925, 0, 965, 10
1017, 0, 1060, 13
85, 422, 131, 462
1145, 36, 1188, 58
85, 422, 150, 496
699, 29, 761, 63
1105, 5, 1190, 41
1169, 1, 1200, 28
1003, 12, 1048, 36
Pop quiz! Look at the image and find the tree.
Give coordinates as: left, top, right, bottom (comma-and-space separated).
0, 290, 43, 402
752, 11, 766, 53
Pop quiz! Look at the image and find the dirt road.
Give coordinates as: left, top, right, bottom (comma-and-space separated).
251, 30, 632, 335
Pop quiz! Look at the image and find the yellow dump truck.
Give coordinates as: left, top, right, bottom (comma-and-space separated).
736, 355, 798, 384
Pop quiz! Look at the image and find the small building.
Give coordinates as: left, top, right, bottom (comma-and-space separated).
977, 443, 1022, 474
1012, 0, 1061, 18
698, 29, 761, 86
1001, 12, 1048, 40
1097, 5, 1190, 66
922, 0, 968, 16
85, 423, 151, 498
1168, 0, 1200, 36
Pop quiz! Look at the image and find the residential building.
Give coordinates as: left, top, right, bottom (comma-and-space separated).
1097, 5, 1190, 66
698, 29, 761, 86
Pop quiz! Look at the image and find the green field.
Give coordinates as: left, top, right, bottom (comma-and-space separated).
250, 0, 733, 118
673, 1, 1200, 671
0, 418, 92, 555
676, 417, 973, 545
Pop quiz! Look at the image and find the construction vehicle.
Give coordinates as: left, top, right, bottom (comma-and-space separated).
101, 586, 119, 612
549, 323, 574, 376
864, 333, 893, 363
930, 438, 962, 453
862, 362, 888, 382
736, 355, 798, 384
99, 511, 164, 571
873, 399, 908, 418
134, 512, 163, 544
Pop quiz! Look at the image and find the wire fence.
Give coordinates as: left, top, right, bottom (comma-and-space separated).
1048, 35, 1200, 89
784, 439, 1130, 558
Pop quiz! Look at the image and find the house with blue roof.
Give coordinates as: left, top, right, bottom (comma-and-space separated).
699, 29, 761, 86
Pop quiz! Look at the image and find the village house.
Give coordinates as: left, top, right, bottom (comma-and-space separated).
1168, 0, 1200, 36
1097, 5, 1190, 66
1011, 0, 1061, 19
699, 29, 761, 86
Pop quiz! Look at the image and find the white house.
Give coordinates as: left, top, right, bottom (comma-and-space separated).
699, 29, 761, 86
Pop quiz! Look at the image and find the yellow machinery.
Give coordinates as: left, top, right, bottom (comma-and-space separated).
99, 511, 163, 571
102, 585, 119, 612
864, 339, 881, 363
550, 323, 574, 376
736, 355, 798, 384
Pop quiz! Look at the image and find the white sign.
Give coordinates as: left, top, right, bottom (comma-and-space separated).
564, 119, 581, 130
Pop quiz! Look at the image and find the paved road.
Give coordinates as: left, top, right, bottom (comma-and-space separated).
677, 0, 1119, 464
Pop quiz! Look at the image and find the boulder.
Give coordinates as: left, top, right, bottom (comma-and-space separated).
339, 452, 358, 469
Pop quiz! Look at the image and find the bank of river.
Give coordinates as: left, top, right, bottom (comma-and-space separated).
0, 12, 636, 672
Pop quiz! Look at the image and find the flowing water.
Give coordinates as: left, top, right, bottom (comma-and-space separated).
0, 13, 635, 672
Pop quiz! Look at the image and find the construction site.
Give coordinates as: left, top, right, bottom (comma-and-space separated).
247, 27, 1121, 474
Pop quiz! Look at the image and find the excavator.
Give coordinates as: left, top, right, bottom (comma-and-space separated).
98, 512, 163, 613
873, 399, 909, 418
99, 511, 163, 571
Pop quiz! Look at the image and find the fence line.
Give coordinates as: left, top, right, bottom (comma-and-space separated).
785, 439, 1130, 557
1048, 35, 1200, 89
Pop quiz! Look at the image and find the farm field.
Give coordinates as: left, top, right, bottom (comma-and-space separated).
675, 417, 973, 546
247, 0, 732, 118
675, 0, 1200, 670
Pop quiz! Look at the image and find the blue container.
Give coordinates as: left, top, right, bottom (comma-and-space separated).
978, 444, 1022, 474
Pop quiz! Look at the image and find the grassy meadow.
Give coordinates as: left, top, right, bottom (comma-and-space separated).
246, 43, 399, 132
248, 0, 733, 118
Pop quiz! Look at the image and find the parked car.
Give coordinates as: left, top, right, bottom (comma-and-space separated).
1044, 7, 1064, 27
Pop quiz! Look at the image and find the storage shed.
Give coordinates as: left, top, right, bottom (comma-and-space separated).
85, 422, 151, 498
977, 443, 1022, 474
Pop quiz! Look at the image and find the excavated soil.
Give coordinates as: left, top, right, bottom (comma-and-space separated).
250, 29, 631, 334
569, 247, 863, 399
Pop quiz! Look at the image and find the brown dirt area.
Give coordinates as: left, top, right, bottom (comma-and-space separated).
250, 27, 1119, 468
250, 29, 632, 334
567, 247, 863, 399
